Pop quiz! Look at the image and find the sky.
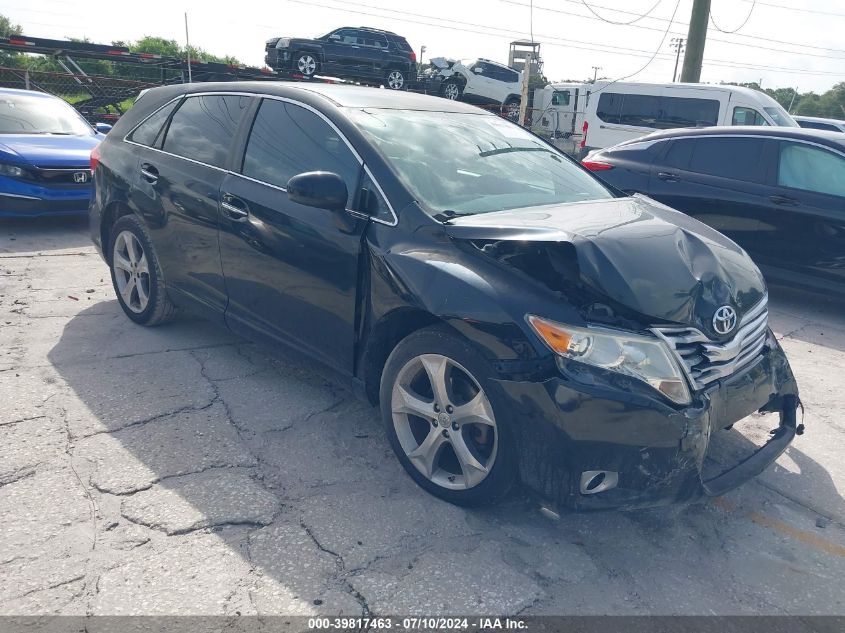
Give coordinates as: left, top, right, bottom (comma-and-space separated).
2, 0, 844, 94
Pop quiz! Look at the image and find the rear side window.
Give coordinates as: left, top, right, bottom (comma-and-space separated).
128, 100, 179, 147
391, 36, 412, 52
241, 99, 360, 205
778, 142, 845, 198
596, 92, 718, 129
732, 107, 767, 126
162, 95, 251, 168
688, 137, 767, 183
663, 139, 695, 169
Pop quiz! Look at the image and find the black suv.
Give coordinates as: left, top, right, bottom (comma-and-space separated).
89, 83, 799, 509
265, 27, 416, 89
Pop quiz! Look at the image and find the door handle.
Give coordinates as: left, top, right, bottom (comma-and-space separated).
140, 163, 159, 184
657, 171, 680, 182
770, 194, 798, 206
221, 193, 250, 221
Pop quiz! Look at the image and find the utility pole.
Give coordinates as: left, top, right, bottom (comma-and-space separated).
680, 0, 710, 83
518, 53, 532, 127
670, 37, 685, 82
591, 66, 601, 83
184, 12, 192, 83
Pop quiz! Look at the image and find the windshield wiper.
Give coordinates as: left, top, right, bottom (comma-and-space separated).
434, 209, 476, 222
478, 146, 551, 158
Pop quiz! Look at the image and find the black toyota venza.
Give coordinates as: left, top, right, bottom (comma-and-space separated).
89, 83, 801, 509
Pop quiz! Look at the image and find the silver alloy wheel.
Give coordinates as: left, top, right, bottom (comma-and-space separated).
386, 70, 405, 89
112, 230, 150, 314
391, 353, 498, 490
443, 82, 460, 100
297, 54, 317, 76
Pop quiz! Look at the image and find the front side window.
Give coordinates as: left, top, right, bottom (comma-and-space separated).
0, 93, 93, 135
732, 106, 767, 126
128, 100, 179, 147
552, 90, 571, 106
348, 108, 613, 216
688, 137, 767, 183
778, 142, 845, 198
162, 95, 251, 168
241, 99, 360, 205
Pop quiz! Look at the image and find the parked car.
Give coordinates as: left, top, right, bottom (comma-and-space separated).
265, 27, 416, 90
90, 83, 800, 509
537, 81, 797, 155
583, 126, 845, 295
428, 57, 522, 118
0, 88, 108, 218
794, 115, 845, 133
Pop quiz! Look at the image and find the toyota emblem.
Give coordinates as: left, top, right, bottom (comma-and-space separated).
73, 171, 89, 184
712, 305, 737, 335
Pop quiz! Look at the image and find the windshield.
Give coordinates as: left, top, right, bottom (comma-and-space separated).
348, 109, 613, 216
0, 94, 93, 135
764, 106, 799, 127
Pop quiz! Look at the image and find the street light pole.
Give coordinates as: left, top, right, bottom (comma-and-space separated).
671, 37, 685, 82
184, 12, 192, 83
591, 65, 601, 83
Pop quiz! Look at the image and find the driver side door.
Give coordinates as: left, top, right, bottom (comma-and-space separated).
218, 98, 369, 373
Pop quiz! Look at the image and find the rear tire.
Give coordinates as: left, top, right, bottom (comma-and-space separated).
109, 214, 177, 326
385, 68, 406, 90
503, 97, 521, 122
380, 326, 518, 506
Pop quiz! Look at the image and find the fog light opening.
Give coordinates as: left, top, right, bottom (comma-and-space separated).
580, 470, 619, 495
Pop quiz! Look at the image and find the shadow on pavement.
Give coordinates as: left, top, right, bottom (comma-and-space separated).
0, 215, 91, 255
44, 301, 845, 615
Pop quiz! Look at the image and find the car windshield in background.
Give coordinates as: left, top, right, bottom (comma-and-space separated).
0, 94, 93, 135
764, 106, 799, 127
348, 109, 613, 216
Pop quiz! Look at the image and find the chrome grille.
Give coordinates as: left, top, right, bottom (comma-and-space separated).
652, 295, 769, 390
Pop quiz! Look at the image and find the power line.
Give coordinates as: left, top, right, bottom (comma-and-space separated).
584, 0, 682, 95
740, 0, 845, 19
580, 0, 663, 25
501, 0, 845, 56
710, 0, 756, 34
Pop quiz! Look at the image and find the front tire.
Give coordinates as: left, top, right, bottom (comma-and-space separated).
380, 326, 518, 505
109, 214, 177, 326
441, 79, 462, 101
295, 52, 318, 77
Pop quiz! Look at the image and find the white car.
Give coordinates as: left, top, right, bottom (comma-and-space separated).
428, 57, 523, 118
794, 115, 845, 133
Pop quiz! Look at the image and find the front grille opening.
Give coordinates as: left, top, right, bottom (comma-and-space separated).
653, 295, 769, 390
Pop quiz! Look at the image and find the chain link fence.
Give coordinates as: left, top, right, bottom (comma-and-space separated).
0, 66, 158, 123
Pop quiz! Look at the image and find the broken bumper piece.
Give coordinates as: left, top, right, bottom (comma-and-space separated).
494, 329, 800, 510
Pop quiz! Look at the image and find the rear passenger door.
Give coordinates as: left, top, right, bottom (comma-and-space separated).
759, 140, 845, 288
217, 98, 371, 373
647, 135, 775, 254
130, 93, 252, 319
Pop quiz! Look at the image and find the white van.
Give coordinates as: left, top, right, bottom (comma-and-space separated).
533, 82, 798, 155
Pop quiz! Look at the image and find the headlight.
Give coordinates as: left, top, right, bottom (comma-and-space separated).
0, 163, 28, 179
527, 315, 692, 405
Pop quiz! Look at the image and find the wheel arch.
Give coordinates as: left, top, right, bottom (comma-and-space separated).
99, 201, 136, 264
360, 308, 448, 405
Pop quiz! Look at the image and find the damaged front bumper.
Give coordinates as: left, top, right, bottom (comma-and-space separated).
494, 329, 800, 510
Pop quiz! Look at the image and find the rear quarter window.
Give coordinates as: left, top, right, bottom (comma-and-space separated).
162, 95, 252, 168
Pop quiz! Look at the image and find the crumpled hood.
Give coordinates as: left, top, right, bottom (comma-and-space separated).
0, 134, 101, 168
444, 195, 766, 335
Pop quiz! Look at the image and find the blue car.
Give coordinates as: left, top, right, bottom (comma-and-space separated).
0, 88, 109, 218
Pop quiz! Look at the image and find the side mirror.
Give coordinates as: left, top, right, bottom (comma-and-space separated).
94, 122, 112, 134
287, 171, 347, 212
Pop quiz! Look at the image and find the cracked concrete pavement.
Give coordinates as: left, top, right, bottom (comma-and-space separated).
2, 216, 845, 617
